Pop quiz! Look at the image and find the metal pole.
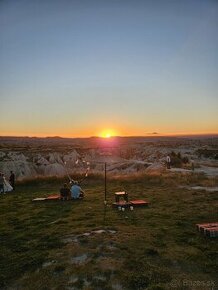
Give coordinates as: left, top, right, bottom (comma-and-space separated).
104, 162, 107, 203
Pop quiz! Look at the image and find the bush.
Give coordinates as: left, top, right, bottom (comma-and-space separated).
170, 156, 183, 168
182, 156, 189, 164
169, 151, 189, 167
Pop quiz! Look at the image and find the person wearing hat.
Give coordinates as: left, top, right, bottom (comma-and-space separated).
60, 183, 70, 200
70, 181, 84, 199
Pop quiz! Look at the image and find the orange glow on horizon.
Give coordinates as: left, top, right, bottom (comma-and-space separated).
1, 128, 218, 138
99, 129, 117, 138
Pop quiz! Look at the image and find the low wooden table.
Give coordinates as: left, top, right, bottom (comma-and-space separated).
114, 191, 128, 203
112, 201, 131, 208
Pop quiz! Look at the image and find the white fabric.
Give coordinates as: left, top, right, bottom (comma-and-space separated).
3, 177, 13, 192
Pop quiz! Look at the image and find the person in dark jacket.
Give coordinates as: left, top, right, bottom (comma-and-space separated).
9, 171, 15, 190
60, 183, 70, 200
0, 173, 4, 194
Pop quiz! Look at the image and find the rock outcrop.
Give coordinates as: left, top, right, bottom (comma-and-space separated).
0, 137, 217, 180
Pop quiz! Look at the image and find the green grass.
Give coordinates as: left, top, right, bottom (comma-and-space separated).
0, 174, 217, 290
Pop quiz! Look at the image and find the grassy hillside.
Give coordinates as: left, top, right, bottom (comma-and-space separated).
0, 174, 217, 290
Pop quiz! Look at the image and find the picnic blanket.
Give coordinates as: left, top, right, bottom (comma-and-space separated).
113, 199, 149, 208
32, 194, 60, 202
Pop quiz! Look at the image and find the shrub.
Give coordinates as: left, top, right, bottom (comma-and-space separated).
170, 156, 183, 168
182, 156, 189, 164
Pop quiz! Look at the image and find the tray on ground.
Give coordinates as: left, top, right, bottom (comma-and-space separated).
130, 200, 149, 206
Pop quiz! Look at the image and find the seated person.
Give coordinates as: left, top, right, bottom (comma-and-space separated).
60, 183, 70, 200
70, 181, 84, 199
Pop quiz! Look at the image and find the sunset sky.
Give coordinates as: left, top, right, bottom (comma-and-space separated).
0, 0, 217, 137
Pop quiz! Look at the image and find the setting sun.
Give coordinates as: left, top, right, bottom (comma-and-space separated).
99, 130, 116, 138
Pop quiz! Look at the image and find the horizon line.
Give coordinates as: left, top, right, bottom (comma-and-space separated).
1, 133, 218, 139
